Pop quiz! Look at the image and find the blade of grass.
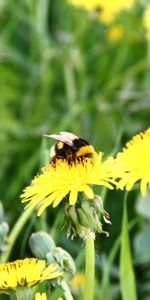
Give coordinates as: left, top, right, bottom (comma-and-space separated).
120, 193, 137, 300
100, 218, 138, 300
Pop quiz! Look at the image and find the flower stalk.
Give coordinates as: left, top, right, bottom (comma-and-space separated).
84, 231, 95, 300
61, 280, 74, 300
0, 208, 34, 263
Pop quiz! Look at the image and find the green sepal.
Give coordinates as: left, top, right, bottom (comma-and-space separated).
9, 287, 32, 300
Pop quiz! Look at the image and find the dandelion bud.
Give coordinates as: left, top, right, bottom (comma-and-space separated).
52, 247, 76, 277
29, 232, 56, 259
65, 197, 110, 239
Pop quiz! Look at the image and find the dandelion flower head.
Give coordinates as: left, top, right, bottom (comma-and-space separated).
71, 271, 84, 290
21, 132, 118, 216
68, 0, 135, 23
0, 258, 62, 292
35, 293, 47, 300
143, 4, 150, 38
35, 293, 63, 300
116, 128, 150, 196
107, 25, 124, 42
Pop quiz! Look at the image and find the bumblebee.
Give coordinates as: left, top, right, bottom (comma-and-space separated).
45, 131, 95, 163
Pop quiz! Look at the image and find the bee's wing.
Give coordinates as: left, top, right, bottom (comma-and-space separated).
44, 131, 79, 148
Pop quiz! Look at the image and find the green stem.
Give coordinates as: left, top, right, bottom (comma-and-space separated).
61, 280, 74, 300
84, 234, 95, 300
50, 209, 64, 241
146, 32, 150, 95
0, 208, 34, 263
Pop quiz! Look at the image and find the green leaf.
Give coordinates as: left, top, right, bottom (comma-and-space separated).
120, 195, 137, 300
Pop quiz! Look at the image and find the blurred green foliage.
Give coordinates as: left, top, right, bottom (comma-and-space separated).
0, 0, 150, 299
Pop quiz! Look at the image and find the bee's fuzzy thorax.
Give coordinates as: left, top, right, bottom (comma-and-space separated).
46, 131, 96, 163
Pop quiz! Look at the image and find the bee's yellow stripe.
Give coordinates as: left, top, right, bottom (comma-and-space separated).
76, 145, 95, 157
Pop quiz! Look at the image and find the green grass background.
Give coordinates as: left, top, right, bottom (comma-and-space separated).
0, 0, 150, 299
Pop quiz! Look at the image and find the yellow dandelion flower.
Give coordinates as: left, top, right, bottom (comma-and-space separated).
143, 5, 150, 38
107, 25, 124, 42
35, 293, 47, 300
71, 271, 84, 290
115, 128, 150, 196
0, 258, 63, 292
98, 0, 134, 23
35, 293, 63, 300
21, 152, 118, 216
68, 0, 134, 23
